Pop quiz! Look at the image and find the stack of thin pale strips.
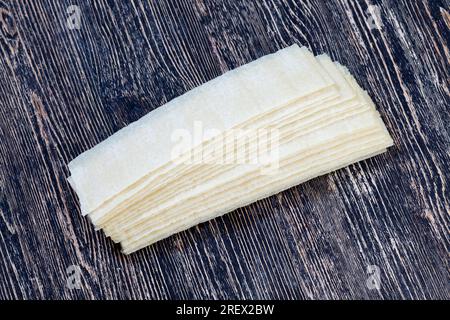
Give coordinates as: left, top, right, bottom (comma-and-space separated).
68, 45, 393, 254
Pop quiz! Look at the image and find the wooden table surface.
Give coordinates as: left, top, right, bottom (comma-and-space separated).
0, 0, 448, 300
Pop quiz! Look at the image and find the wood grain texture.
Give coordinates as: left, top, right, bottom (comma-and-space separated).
0, 0, 448, 300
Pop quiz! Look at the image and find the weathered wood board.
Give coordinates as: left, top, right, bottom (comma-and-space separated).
0, 0, 448, 299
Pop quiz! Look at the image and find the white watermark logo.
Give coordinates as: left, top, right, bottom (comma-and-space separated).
66, 265, 82, 290
366, 5, 383, 31
170, 121, 280, 175
66, 5, 81, 30
366, 264, 381, 290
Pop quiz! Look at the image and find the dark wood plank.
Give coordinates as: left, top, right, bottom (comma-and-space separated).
0, 0, 448, 299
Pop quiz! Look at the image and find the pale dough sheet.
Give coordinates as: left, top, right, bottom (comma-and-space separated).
69, 45, 335, 214
93, 57, 372, 229
65, 46, 394, 254
89, 55, 360, 225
